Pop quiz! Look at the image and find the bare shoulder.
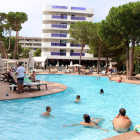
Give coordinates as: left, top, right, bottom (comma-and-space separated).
41, 112, 50, 115
80, 122, 85, 125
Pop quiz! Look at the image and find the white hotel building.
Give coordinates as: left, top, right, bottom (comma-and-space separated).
41, 5, 110, 67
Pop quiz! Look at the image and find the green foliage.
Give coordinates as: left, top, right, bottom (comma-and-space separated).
6, 12, 28, 31
33, 48, 41, 57
3, 37, 24, 54
0, 12, 6, 41
69, 21, 92, 45
69, 21, 93, 64
23, 47, 30, 58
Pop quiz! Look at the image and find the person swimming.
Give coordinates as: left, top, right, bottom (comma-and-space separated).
100, 89, 104, 94
63, 114, 109, 132
74, 95, 81, 102
40, 106, 54, 117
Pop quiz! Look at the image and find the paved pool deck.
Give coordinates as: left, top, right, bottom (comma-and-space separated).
0, 80, 67, 101
1, 72, 140, 140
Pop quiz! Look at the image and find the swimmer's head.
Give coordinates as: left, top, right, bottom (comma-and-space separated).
76, 95, 80, 99
46, 106, 51, 112
119, 108, 126, 116
83, 114, 91, 123
100, 89, 104, 93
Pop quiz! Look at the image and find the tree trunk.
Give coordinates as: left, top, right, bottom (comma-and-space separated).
97, 38, 101, 74
17, 31, 19, 54
126, 41, 129, 78
13, 28, 18, 59
105, 55, 108, 72
129, 39, 135, 76
79, 44, 84, 65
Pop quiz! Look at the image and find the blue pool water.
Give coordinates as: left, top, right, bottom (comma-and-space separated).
0, 74, 140, 140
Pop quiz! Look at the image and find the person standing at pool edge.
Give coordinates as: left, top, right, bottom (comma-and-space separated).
16, 62, 26, 94
113, 108, 132, 133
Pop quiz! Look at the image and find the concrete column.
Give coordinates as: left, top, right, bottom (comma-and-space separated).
27, 62, 28, 71
7, 62, 8, 71
24, 62, 25, 68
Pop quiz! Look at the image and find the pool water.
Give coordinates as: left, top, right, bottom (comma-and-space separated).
0, 74, 140, 140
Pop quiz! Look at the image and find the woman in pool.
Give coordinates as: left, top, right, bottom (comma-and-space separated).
64, 114, 109, 132
74, 95, 81, 102
117, 76, 124, 83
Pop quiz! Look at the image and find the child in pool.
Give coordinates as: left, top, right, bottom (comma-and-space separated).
40, 106, 54, 117
74, 95, 81, 102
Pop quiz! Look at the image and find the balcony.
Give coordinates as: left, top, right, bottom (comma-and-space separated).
70, 53, 85, 56
71, 16, 86, 20
43, 15, 94, 23
70, 44, 85, 47
52, 24, 67, 28
52, 15, 67, 19
51, 43, 66, 46
51, 52, 66, 56
51, 33, 67, 37
42, 33, 71, 39
43, 6, 94, 16
71, 7, 86, 10
52, 6, 67, 9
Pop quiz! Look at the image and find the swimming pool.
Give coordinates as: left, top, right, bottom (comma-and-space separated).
0, 74, 140, 140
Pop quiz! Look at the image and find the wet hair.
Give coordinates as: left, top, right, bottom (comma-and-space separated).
100, 89, 104, 93
119, 108, 126, 116
76, 95, 80, 99
83, 114, 91, 123
19, 62, 22, 66
46, 106, 51, 111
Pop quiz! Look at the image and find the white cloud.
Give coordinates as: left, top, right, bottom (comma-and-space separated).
0, 0, 139, 37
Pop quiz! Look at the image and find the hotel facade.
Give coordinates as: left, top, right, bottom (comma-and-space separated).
41, 5, 111, 67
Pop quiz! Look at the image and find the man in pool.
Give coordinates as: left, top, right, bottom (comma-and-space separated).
74, 95, 81, 102
64, 114, 109, 132
113, 108, 132, 133
40, 106, 54, 117
100, 89, 104, 94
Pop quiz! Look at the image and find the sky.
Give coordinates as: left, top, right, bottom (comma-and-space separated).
0, 0, 139, 37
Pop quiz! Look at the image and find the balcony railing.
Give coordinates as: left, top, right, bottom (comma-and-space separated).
71, 16, 86, 20
51, 52, 66, 56
51, 43, 66, 46
71, 7, 86, 10
52, 24, 67, 28
52, 15, 67, 19
70, 53, 85, 56
52, 6, 67, 9
70, 44, 85, 47
51, 33, 67, 37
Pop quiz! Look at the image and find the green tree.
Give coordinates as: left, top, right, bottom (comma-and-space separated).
98, 1, 140, 76
3, 37, 24, 59
23, 47, 30, 58
69, 21, 92, 65
33, 48, 42, 56
0, 12, 7, 58
6, 12, 28, 58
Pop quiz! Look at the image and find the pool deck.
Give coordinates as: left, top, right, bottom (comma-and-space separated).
0, 80, 67, 100
1, 72, 140, 140
103, 131, 140, 140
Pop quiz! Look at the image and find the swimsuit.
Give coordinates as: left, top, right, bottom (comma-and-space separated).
118, 80, 121, 82
113, 126, 130, 133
